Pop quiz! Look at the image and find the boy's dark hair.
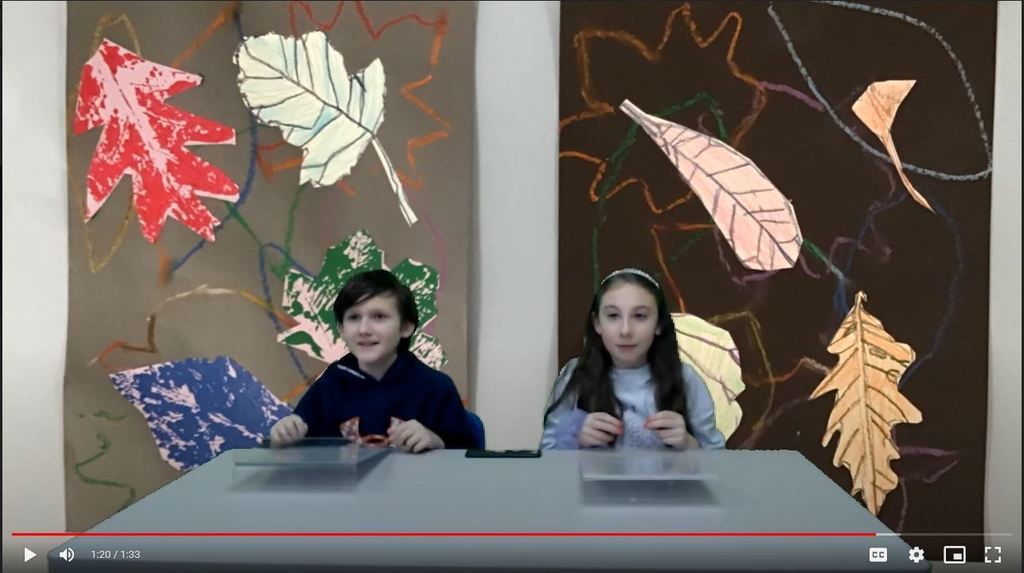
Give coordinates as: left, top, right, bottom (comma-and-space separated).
332, 269, 420, 352
543, 270, 689, 438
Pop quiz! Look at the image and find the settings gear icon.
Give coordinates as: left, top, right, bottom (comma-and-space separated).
908, 547, 926, 563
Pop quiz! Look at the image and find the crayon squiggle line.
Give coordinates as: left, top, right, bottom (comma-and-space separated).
70, 14, 142, 273
257, 244, 313, 383
829, 172, 964, 391
899, 196, 964, 389
832, 167, 906, 323
563, 3, 767, 149
587, 93, 727, 294
170, 10, 257, 275
90, 284, 299, 371
271, 185, 308, 281
768, 1, 992, 181
403, 190, 448, 332
73, 429, 137, 512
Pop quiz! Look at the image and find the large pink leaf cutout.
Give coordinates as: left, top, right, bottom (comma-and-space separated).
73, 39, 238, 242
620, 99, 803, 271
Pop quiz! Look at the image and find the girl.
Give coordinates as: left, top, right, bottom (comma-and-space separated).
541, 268, 725, 450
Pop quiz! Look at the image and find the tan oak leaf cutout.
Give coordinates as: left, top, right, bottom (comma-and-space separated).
810, 291, 922, 514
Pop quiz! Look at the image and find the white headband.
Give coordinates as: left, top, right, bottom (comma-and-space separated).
600, 267, 660, 289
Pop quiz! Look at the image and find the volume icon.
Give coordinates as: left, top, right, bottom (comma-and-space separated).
59, 547, 75, 562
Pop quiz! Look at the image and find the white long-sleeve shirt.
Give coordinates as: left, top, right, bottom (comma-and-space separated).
541, 358, 726, 450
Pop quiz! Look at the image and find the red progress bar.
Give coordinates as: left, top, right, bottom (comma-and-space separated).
12, 532, 877, 538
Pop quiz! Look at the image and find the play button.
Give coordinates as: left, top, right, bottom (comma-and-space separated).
24, 547, 36, 562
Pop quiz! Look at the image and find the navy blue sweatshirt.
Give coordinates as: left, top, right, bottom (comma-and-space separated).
294, 350, 477, 449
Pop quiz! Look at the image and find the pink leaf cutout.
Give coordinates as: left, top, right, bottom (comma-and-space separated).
73, 39, 239, 242
620, 99, 803, 271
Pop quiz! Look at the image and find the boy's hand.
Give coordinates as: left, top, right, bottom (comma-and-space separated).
579, 412, 622, 448
388, 419, 444, 453
269, 414, 308, 447
645, 411, 696, 449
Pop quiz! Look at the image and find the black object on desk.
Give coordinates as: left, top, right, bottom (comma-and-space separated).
465, 449, 542, 458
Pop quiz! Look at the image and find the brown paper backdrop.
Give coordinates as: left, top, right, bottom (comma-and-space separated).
64, 1, 476, 530
559, 0, 995, 560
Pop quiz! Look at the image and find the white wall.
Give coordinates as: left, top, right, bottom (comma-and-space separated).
986, 0, 1022, 563
2, 0, 69, 565
473, 1, 560, 450
2, 0, 1018, 567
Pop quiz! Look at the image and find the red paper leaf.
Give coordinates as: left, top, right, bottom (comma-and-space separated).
73, 39, 238, 242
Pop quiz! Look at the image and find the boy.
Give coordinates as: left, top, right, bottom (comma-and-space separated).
270, 270, 476, 452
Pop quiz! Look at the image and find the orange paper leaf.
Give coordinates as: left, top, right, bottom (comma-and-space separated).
852, 80, 934, 213
810, 292, 923, 514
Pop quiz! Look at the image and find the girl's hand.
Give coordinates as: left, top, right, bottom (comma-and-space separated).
645, 411, 697, 449
388, 419, 444, 453
578, 412, 622, 447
